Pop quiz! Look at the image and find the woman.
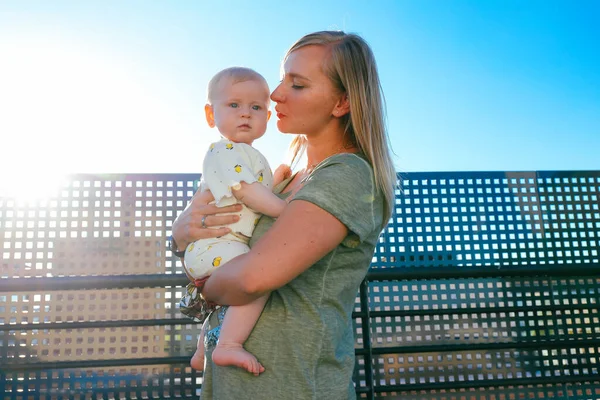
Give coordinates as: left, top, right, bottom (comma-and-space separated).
172, 31, 397, 399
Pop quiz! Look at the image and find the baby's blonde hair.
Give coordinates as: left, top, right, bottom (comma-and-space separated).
207, 67, 269, 104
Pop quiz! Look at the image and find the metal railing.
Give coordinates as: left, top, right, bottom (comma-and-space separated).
2, 170, 599, 399
3, 263, 600, 399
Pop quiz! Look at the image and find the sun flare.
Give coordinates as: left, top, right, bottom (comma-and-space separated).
0, 36, 186, 200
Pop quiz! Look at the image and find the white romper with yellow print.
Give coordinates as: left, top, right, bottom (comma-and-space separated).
183, 139, 273, 279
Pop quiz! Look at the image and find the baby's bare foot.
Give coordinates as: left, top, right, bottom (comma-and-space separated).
212, 342, 265, 376
190, 348, 205, 371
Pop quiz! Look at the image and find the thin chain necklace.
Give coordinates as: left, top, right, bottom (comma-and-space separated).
302, 143, 354, 181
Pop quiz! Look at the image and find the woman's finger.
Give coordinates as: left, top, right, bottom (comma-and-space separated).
202, 214, 240, 228
194, 189, 215, 204
191, 202, 242, 218
172, 189, 242, 248
190, 225, 232, 239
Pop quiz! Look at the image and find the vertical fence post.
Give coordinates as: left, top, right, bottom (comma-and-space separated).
359, 278, 374, 400
0, 372, 6, 400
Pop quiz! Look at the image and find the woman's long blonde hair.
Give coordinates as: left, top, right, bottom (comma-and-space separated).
285, 31, 398, 224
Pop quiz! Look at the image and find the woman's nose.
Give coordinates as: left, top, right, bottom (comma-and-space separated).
270, 84, 284, 102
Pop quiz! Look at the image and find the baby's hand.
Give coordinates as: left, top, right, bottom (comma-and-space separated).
273, 164, 292, 185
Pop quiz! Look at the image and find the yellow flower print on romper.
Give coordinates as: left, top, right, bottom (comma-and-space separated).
212, 257, 222, 267
258, 172, 263, 182
225, 143, 234, 150
234, 164, 242, 173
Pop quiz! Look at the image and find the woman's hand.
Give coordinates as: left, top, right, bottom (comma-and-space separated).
273, 163, 293, 186
172, 190, 242, 252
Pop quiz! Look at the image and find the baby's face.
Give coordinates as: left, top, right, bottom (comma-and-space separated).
208, 78, 271, 145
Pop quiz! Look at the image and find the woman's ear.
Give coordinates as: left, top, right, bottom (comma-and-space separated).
333, 93, 350, 117
205, 104, 216, 128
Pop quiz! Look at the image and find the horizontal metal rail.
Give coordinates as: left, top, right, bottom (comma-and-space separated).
363, 375, 600, 394
358, 337, 600, 356
0, 273, 186, 292
3, 301, 598, 332
2, 263, 600, 293
0, 318, 191, 332
1, 356, 191, 372
366, 264, 600, 280
364, 303, 600, 318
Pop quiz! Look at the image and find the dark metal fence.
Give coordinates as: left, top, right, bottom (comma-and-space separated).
1, 171, 599, 399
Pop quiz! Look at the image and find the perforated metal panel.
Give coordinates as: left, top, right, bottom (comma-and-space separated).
376, 171, 599, 268
363, 170, 600, 399
3, 366, 201, 400
1, 171, 599, 399
1, 174, 202, 399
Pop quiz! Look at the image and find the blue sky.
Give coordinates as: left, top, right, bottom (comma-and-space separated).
0, 0, 598, 194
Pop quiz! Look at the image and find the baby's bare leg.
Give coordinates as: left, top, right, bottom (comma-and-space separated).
190, 319, 208, 371
212, 295, 269, 376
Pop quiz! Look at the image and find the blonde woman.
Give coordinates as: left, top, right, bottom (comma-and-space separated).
171, 30, 397, 399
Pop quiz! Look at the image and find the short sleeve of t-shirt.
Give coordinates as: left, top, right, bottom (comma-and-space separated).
292, 154, 380, 245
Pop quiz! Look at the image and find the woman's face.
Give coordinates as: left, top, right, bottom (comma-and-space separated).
271, 45, 341, 136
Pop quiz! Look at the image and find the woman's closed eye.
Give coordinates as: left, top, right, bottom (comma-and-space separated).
278, 77, 305, 90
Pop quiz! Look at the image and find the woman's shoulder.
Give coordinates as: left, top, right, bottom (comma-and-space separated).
323, 152, 372, 172
318, 152, 374, 180
300, 152, 379, 209
327, 151, 369, 164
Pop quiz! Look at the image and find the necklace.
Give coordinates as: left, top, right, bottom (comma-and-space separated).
301, 143, 354, 181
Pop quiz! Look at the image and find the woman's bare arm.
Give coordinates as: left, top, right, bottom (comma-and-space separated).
202, 199, 348, 305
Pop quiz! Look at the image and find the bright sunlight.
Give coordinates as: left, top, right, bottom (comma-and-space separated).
0, 36, 183, 199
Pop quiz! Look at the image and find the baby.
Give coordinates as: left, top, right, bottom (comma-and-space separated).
182, 67, 289, 376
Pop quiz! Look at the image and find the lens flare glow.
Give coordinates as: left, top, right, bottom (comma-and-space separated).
0, 36, 187, 200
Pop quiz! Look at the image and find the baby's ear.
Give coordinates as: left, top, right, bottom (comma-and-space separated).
205, 104, 216, 128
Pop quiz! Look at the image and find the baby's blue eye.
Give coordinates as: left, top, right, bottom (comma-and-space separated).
229, 103, 238, 108
252, 105, 261, 110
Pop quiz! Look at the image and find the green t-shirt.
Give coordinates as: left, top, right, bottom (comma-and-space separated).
201, 153, 385, 400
